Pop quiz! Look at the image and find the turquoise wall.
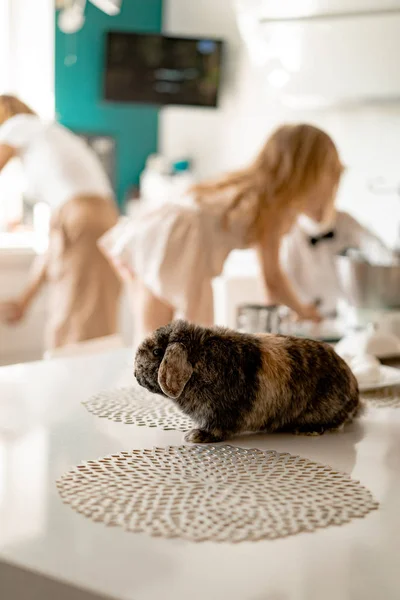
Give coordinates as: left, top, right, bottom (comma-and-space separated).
55, 1, 163, 206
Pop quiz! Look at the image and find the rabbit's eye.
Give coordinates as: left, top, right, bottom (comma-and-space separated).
153, 348, 162, 357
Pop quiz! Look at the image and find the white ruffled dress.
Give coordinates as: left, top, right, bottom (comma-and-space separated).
100, 199, 248, 325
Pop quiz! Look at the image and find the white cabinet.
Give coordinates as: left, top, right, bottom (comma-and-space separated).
213, 249, 264, 329
0, 250, 46, 365
236, 0, 400, 108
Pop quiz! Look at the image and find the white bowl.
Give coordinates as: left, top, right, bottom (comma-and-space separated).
335, 328, 400, 360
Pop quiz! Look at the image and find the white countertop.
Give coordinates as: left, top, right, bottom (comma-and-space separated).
0, 232, 48, 257
0, 349, 400, 600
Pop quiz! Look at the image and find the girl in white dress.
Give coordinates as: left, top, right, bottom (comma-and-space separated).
101, 124, 344, 345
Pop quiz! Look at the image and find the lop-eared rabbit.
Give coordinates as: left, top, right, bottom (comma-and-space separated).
134, 320, 360, 443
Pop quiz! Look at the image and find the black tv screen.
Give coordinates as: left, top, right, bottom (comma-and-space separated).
104, 32, 224, 108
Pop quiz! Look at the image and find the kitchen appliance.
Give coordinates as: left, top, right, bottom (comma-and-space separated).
336, 255, 400, 333
236, 304, 345, 341
76, 133, 116, 192
336, 255, 400, 311
237, 304, 281, 334
336, 171, 400, 332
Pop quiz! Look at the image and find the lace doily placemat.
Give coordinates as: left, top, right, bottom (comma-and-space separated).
84, 383, 400, 435
56, 445, 378, 543
362, 385, 400, 409
83, 386, 193, 432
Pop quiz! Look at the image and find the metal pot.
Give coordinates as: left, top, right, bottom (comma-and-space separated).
336, 255, 400, 309
237, 304, 282, 334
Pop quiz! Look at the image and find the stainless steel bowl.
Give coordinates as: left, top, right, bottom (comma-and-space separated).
336, 255, 400, 309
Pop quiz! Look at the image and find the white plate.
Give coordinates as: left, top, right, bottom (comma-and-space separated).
359, 365, 400, 392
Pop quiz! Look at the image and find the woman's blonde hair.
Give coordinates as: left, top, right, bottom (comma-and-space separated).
0, 95, 36, 126
193, 123, 343, 243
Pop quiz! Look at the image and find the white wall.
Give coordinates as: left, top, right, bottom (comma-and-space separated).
161, 0, 400, 248
161, 0, 247, 177
0, 0, 54, 230
8, 0, 55, 118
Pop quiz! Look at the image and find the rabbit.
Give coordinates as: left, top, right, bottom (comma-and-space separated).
134, 320, 360, 444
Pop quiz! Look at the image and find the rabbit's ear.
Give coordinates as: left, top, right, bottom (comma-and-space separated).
158, 343, 193, 399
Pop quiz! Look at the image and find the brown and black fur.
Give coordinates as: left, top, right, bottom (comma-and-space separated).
134, 320, 360, 443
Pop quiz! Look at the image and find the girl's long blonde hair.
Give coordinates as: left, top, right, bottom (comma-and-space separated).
193, 123, 343, 243
0, 95, 36, 127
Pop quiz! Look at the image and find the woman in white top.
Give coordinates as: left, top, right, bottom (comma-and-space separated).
0, 95, 120, 349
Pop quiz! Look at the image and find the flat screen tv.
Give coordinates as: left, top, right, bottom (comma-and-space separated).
104, 32, 224, 108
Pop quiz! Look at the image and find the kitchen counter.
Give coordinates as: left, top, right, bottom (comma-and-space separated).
1, 349, 400, 600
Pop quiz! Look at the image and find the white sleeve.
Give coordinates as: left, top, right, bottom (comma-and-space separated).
280, 232, 309, 303
0, 114, 42, 150
339, 212, 395, 264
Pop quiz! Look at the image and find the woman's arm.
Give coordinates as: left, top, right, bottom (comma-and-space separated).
0, 144, 16, 171
256, 225, 321, 321
0, 254, 47, 325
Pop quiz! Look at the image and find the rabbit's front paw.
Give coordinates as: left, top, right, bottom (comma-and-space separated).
184, 429, 225, 444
